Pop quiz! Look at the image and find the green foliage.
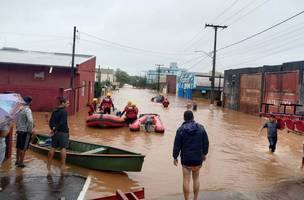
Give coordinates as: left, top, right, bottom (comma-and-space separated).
94, 82, 101, 98
130, 76, 147, 88
115, 69, 147, 88
115, 69, 130, 87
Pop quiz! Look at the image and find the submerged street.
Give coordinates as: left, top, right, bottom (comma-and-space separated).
1, 87, 304, 199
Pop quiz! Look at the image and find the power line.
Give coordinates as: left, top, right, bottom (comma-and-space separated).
180, 55, 206, 65
218, 37, 304, 69
219, 0, 258, 24
217, 22, 304, 59
180, 30, 205, 51
228, 0, 271, 26
211, 0, 241, 23
186, 56, 209, 70
218, 10, 304, 51
79, 31, 195, 56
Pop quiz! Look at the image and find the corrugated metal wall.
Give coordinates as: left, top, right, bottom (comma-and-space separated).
239, 74, 262, 114
263, 71, 299, 113
224, 61, 304, 115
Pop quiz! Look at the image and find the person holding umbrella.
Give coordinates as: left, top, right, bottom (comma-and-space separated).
0, 124, 11, 166
0, 93, 25, 167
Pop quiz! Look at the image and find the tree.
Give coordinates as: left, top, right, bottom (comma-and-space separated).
94, 82, 102, 98
115, 69, 131, 87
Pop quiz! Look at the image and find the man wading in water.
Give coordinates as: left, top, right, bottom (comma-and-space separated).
258, 114, 280, 153
173, 110, 209, 200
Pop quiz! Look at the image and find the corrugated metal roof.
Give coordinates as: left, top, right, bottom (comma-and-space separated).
0, 47, 94, 68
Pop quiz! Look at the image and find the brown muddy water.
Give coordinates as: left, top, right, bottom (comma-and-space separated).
1, 87, 304, 199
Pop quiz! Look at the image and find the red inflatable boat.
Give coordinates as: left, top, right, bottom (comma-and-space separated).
86, 113, 125, 128
129, 114, 165, 133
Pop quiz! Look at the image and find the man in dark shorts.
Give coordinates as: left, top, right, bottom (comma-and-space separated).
173, 110, 209, 200
15, 96, 34, 168
47, 98, 70, 173
258, 114, 280, 153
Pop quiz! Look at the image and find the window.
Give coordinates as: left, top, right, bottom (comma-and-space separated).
81, 81, 85, 96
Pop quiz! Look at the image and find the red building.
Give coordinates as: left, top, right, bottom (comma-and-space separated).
0, 47, 96, 115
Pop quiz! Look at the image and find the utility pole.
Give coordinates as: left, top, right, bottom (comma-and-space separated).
97, 65, 101, 84
70, 26, 77, 114
155, 64, 163, 93
70, 26, 77, 89
205, 24, 227, 104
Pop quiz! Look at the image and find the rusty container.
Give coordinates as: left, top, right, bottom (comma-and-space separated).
239, 73, 262, 114
166, 75, 177, 94
263, 70, 299, 113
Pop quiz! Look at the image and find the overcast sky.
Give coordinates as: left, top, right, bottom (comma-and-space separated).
1, 0, 304, 74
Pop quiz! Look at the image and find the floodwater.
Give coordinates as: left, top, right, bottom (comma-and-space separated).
1, 87, 304, 199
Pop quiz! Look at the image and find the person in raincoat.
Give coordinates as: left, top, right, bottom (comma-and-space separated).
88, 98, 98, 116
173, 110, 209, 200
100, 93, 114, 114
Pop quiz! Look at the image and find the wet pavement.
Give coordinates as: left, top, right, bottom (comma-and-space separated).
1, 86, 304, 199
0, 173, 87, 200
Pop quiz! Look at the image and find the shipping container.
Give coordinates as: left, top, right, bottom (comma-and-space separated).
239, 73, 262, 114
166, 75, 177, 94
263, 70, 299, 114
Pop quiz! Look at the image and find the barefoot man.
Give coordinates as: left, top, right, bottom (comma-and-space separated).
173, 110, 209, 200
47, 98, 70, 173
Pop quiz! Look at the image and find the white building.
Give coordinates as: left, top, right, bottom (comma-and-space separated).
95, 68, 116, 83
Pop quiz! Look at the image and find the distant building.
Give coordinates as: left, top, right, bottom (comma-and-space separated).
177, 72, 223, 100
146, 62, 186, 84
95, 68, 115, 83
0, 47, 96, 115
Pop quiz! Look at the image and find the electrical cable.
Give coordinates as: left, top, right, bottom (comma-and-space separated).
218, 10, 304, 51
79, 31, 195, 56
228, 0, 271, 26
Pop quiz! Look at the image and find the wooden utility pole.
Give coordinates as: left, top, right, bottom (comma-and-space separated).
70, 26, 77, 89
97, 65, 101, 84
70, 26, 77, 114
155, 64, 163, 93
205, 24, 227, 104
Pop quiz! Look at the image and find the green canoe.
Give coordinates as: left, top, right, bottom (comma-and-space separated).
30, 134, 145, 172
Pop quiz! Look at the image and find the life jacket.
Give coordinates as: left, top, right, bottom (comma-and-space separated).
100, 97, 113, 109
124, 106, 138, 118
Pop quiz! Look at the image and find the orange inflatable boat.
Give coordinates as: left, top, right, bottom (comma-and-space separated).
129, 114, 165, 133
86, 113, 125, 128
